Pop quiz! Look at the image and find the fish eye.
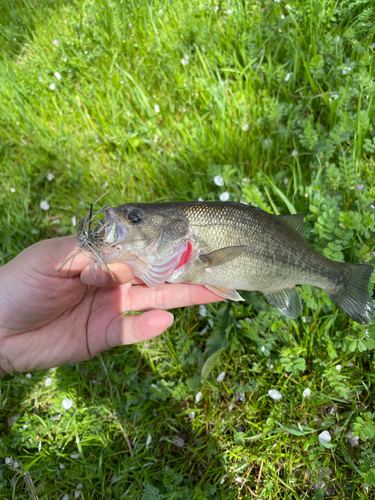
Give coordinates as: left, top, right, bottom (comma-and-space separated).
128, 208, 143, 224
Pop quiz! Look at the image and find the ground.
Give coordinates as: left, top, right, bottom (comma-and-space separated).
1, 0, 375, 498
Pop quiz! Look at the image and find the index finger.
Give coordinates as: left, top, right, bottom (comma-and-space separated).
124, 282, 224, 311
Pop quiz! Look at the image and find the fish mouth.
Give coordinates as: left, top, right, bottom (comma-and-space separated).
103, 207, 127, 243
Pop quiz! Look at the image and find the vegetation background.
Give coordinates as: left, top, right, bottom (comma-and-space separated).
1, 0, 375, 498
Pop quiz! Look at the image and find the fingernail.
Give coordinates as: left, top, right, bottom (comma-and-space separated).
167, 312, 174, 327
81, 270, 108, 286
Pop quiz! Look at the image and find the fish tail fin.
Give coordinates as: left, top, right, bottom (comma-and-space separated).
327, 262, 374, 324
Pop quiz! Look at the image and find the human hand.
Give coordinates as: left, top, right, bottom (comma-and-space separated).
0, 236, 222, 376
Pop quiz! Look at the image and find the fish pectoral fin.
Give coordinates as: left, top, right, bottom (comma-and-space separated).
205, 285, 245, 301
263, 287, 302, 319
199, 246, 248, 268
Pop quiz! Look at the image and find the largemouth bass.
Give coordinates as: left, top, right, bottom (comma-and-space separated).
82, 201, 374, 324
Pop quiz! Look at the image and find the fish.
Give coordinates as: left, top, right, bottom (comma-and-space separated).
80, 201, 374, 324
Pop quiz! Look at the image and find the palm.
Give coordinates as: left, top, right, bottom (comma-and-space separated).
0, 236, 221, 375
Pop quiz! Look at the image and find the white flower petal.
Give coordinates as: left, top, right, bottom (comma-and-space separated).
25, 373, 32, 378
268, 389, 282, 400
50, 83, 56, 90
216, 371, 226, 382
347, 431, 359, 447
45, 377, 53, 386
71, 216, 77, 227
62, 398, 73, 410
199, 305, 207, 317
59, 463, 66, 469
318, 430, 331, 445
10, 187, 16, 193
47, 173, 55, 181
150, 383, 161, 392
195, 391, 203, 403
54, 72, 61, 80
173, 435, 185, 447
146, 433, 152, 446
214, 175, 224, 186
303, 388, 311, 398
70, 453, 80, 459
220, 191, 230, 201
40, 200, 50, 211
154, 104, 160, 113
189, 412, 196, 419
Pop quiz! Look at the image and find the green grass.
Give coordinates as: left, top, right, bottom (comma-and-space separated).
1, 0, 375, 498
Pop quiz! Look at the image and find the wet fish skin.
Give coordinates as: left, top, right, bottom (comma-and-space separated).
102, 201, 374, 324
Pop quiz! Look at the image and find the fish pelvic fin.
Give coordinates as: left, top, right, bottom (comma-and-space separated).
205, 285, 244, 301
199, 246, 248, 268
327, 262, 374, 324
263, 287, 302, 319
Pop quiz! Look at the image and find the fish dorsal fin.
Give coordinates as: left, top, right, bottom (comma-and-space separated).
205, 285, 245, 301
199, 245, 248, 268
279, 213, 304, 237
263, 287, 302, 319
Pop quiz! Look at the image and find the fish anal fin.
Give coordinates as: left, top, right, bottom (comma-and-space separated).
263, 287, 302, 319
200, 245, 248, 268
205, 285, 244, 301
279, 213, 304, 237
